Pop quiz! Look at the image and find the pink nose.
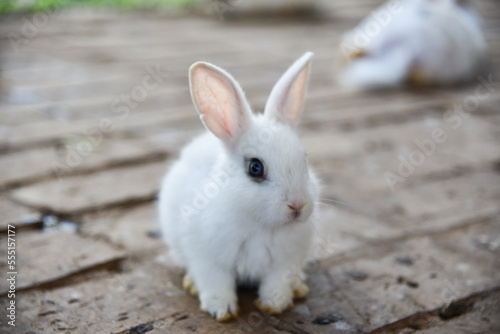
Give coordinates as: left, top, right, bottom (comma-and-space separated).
288, 202, 305, 219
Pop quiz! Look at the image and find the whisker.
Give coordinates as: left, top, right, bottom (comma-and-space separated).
318, 197, 357, 208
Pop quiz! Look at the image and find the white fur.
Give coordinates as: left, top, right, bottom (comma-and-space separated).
158, 52, 319, 319
339, 0, 488, 89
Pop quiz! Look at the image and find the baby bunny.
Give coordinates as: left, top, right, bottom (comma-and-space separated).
158, 52, 320, 321
338, 0, 488, 89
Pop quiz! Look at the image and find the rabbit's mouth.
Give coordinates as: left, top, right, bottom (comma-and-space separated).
291, 211, 301, 220
285, 211, 310, 225
285, 201, 312, 223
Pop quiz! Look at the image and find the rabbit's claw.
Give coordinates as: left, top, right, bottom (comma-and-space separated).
254, 299, 294, 315
407, 68, 428, 86
199, 291, 239, 321
293, 283, 309, 299
212, 306, 239, 322
182, 274, 199, 297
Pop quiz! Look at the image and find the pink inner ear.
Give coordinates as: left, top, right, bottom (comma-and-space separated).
284, 65, 309, 125
265, 52, 313, 128
191, 66, 240, 140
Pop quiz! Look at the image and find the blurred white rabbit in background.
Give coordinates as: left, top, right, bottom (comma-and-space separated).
338, 0, 488, 89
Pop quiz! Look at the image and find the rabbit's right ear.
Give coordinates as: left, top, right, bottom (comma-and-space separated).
264, 52, 313, 127
189, 62, 252, 146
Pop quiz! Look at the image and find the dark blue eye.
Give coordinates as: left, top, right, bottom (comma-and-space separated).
248, 158, 264, 179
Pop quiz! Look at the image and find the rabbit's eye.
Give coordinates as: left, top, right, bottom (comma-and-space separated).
248, 158, 265, 180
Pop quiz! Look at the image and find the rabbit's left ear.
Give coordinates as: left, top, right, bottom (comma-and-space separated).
264, 52, 313, 127
189, 62, 252, 146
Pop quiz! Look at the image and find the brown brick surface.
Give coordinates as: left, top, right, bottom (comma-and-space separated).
11, 161, 167, 214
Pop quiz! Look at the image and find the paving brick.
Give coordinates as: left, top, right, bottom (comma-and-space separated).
0, 196, 40, 231
0, 228, 125, 294
0, 60, 144, 88
50, 136, 168, 175
0, 105, 55, 126
0, 147, 59, 188
0, 137, 167, 189
354, 171, 500, 228
0, 105, 196, 148
311, 206, 396, 261
304, 115, 500, 200
1, 117, 106, 149
10, 161, 167, 214
5, 72, 189, 114
435, 82, 500, 117
80, 204, 163, 253
311, 218, 500, 331
275, 271, 368, 333
416, 289, 500, 334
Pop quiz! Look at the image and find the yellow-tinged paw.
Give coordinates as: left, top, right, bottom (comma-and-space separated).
216, 312, 233, 322
349, 48, 366, 60
182, 275, 198, 297
407, 68, 428, 86
188, 285, 198, 297
254, 300, 293, 315
341, 48, 366, 64
217, 308, 239, 322
293, 283, 309, 299
182, 274, 193, 290
233, 306, 240, 318
254, 300, 278, 314
201, 306, 239, 322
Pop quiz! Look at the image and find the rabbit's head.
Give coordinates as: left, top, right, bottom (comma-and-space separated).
189, 52, 319, 227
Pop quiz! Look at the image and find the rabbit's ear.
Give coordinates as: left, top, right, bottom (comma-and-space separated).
264, 52, 313, 127
189, 62, 252, 145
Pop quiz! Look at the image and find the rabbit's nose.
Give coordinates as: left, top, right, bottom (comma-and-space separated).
288, 202, 306, 219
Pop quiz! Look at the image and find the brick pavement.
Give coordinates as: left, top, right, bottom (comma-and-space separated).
0, 1, 499, 333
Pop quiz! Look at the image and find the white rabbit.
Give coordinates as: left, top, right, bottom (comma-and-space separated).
338, 0, 488, 89
158, 52, 320, 321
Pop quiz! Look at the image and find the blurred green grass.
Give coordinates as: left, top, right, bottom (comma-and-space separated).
0, 0, 196, 13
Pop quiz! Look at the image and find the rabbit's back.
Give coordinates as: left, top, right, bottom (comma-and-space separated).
158, 132, 221, 262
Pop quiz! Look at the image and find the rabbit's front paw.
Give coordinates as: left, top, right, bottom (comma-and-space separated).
199, 290, 239, 322
182, 274, 198, 297
254, 297, 294, 315
254, 288, 294, 315
293, 283, 309, 299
